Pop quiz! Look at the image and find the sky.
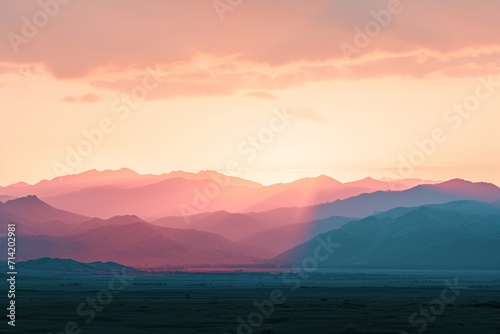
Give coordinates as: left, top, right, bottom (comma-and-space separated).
1, 0, 499, 186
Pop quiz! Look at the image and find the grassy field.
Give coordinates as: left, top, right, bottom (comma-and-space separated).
2, 270, 500, 333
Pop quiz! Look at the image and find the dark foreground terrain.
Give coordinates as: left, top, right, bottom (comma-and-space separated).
1, 270, 500, 334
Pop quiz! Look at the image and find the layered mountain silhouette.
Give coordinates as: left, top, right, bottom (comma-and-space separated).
17, 257, 141, 274
1, 171, 499, 270
16, 222, 271, 268
272, 201, 500, 270
0, 195, 16, 202
0, 195, 89, 225
152, 211, 270, 241
249, 179, 500, 224
240, 215, 354, 256
0, 168, 261, 198
0, 169, 434, 219
1, 197, 272, 268
30, 215, 148, 237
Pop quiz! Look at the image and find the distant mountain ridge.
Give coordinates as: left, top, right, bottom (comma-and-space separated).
272, 200, 500, 270
10, 221, 273, 269
239, 215, 354, 256
1, 176, 499, 270
153, 211, 270, 241
0, 195, 89, 225
0, 169, 436, 219
249, 179, 500, 224
17, 257, 141, 274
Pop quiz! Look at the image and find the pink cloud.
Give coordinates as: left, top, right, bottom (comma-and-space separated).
1, 0, 500, 98
63, 93, 101, 103
244, 91, 277, 100
289, 107, 327, 123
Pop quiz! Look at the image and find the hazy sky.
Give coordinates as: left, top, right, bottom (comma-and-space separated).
1, 0, 499, 186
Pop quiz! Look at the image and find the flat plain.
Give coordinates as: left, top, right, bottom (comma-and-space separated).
2, 269, 500, 334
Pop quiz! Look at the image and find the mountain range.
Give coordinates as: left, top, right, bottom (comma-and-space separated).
17, 257, 142, 274
272, 201, 500, 270
0, 169, 435, 219
1, 170, 499, 270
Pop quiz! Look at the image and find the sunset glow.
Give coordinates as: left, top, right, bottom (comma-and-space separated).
1, 0, 499, 186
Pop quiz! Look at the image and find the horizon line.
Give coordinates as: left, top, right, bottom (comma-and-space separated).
0, 166, 477, 188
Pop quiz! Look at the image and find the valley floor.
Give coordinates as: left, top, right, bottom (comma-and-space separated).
2, 270, 500, 334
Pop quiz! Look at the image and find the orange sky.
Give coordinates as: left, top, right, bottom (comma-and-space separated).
1, 0, 499, 186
